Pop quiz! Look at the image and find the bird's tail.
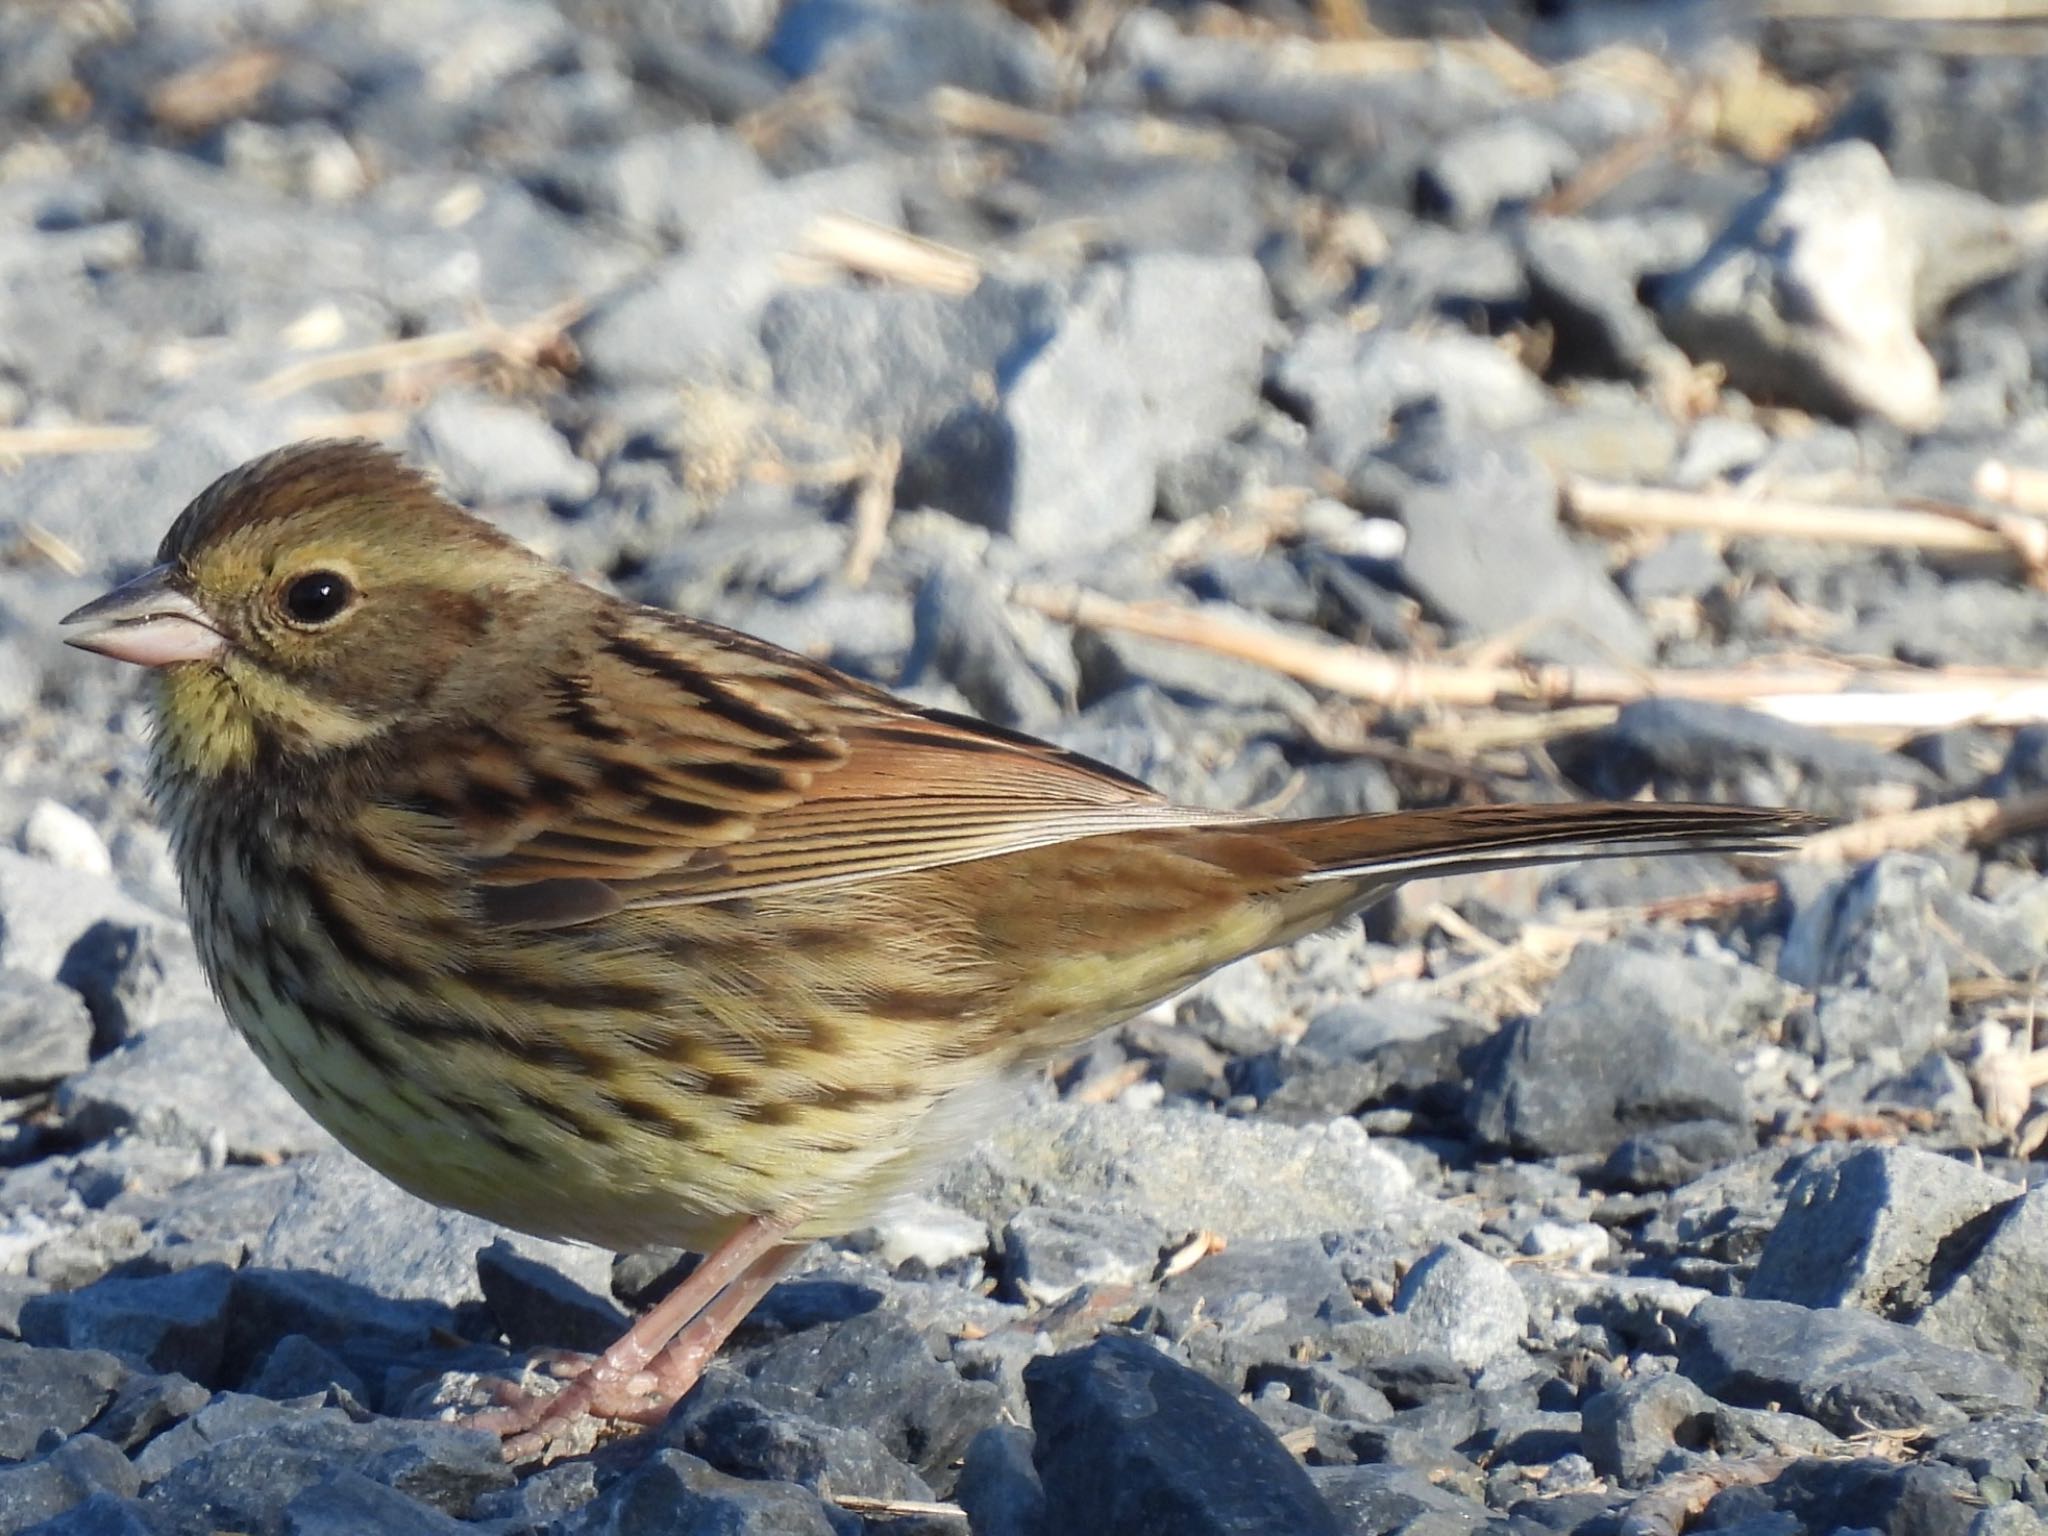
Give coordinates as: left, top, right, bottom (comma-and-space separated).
1272, 800, 1820, 888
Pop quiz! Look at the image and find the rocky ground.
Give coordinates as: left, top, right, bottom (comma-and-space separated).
0, 0, 2046, 1532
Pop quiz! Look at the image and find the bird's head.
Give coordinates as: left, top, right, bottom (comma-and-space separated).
63, 439, 565, 778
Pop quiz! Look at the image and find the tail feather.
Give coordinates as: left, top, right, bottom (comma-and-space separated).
1277, 801, 1822, 886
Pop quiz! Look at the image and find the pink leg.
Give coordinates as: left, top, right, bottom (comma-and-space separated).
639, 1242, 804, 1402
472, 1214, 796, 1459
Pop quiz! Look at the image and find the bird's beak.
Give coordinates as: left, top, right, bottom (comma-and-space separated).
61, 565, 227, 668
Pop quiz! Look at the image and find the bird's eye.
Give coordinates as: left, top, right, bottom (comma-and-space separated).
280, 570, 355, 627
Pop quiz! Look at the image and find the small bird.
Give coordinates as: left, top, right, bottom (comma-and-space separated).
63, 440, 1813, 1459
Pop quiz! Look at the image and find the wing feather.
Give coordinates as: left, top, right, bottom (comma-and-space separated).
384, 609, 1241, 926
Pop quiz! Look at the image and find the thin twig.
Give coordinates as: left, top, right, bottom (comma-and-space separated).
1798, 798, 2001, 863
783, 214, 981, 295
1011, 582, 2048, 728
1975, 457, 2048, 514
1763, 0, 2048, 17
254, 300, 585, 400
1409, 706, 1624, 756
1619, 1457, 1796, 1536
832, 1494, 968, 1521
1564, 477, 2048, 582
0, 424, 159, 458
16, 523, 85, 576
928, 85, 1059, 142
842, 439, 902, 588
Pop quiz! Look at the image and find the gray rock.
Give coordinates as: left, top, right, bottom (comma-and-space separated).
1393, 1243, 1527, 1372
0, 403, 309, 582
0, 1438, 139, 1534
840, 1195, 989, 1275
280, 1471, 468, 1536
1678, 1296, 2033, 1436
1075, 620, 1319, 715
760, 277, 1058, 450
1920, 1184, 2048, 1394
955, 1424, 1044, 1536
222, 1270, 453, 1414
769, 0, 1057, 110
475, 1237, 628, 1355
938, 1100, 1447, 1248
1656, 141, 1940, 429
700, 1310, 999, 1478
104, 1162, 296, 1258
1702, 1456, 1976, 1536
81, 1370, 208, 1454
1583, 1370, 1837, 1488
1672, 416, 1772, 488
1895, 178, 2041, 323
556, 1449, 836, 1535
0, 972, 92, 1094
908, 560, 1066, 733
1366, 432, 1651, 668
1872, 1050, 1977, 1116
1027, 1334, 1342, 1536
1523, 217, 1686, 383
1270, 326, 1546, 480
0, 853, 178, 988
1780, 855, 1951, 1066
1000, 1205, 1165, 1308
20, 1264, 233, 1384
1418, 119, 1577, 229
246, 1151, 602, 1310
465, 1461, 600, 1532
1249, 1359, 1393, 1427
1543, 939, 1797, 1048
576, 160, 902, 386
137, 1408, 510, 1533
920, 284, 1157, 557
1518, 387, 1681, 483
1828, 52, 2048, 204
56, 1008, 330, 1162
998, 125, 1268, 257
1310, 1463, 1488, 1535
1932, 878, 2048, 983
409, 393, 597, 507
20, 804, 108, 878
241, 1335, 367, 1405
1466, 997, 1749, 1159
663, 1395, 932, 1504
57, 921, 211, 1054
11, 1491, 158, 1536
1932, 1412, 2048, 1503
1749, 1146, 2019, 1315
1155, 1239, 1372, 1386
1973, 1504, 2048, 1536
0, 1343, 128, 1461
1099, 252, 1272, 460
0, 1277, 44, 1340
1631, 1146, 1826, 1290
544, 125, 770, 246
1561, 698, 1933, 811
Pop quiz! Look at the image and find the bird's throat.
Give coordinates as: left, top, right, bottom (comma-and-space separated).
152, 666, 262, 780
152, 661, 384, 782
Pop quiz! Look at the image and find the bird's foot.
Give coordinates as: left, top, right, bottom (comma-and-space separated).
470, 1358, 682, 1464
466, 1218, 805, 1463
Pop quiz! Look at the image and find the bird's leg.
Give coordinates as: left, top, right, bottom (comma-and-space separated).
473, 1213, 795, 1458
636, 1240, 806, 1403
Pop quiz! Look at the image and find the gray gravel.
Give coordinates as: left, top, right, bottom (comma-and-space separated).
0, 3, 2045, 1534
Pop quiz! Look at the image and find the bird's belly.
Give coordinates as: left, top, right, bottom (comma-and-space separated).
204, 932, 972, 1252
206, 952, 739, 1250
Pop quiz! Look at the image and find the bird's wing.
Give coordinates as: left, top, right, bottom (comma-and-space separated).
391, 609, 1239, 926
